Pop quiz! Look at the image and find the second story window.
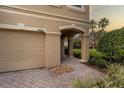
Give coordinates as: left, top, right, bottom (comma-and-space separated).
67, 5, 85, 12
72, 5, 82, 8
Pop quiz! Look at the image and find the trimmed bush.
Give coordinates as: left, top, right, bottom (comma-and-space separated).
73, 49, 81, 58
90, 49, 104, 58
73, 49, 104, 59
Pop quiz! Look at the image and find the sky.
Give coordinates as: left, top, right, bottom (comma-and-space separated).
90, 5, 124, 31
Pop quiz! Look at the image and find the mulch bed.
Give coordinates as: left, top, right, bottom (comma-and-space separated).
83, 63, 108, 74
49, 64, 74, 76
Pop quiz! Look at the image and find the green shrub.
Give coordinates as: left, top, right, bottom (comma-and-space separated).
90, 49, 103, 58
64, 46, 68, 55
88, 57, 109, 68
73, 64, 124, 88
117, 49, 124, 62
97, 28, 124, 62
89, 49, 109, 68
88, 57, 97, 65
95, 58, 109, 68
73, 49, 81, 58
73, 48, 105, 59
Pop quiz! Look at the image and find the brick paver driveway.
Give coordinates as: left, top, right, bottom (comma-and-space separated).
0, 58, 105, 88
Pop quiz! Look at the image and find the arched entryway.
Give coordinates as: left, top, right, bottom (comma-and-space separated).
59, 24, 89, 63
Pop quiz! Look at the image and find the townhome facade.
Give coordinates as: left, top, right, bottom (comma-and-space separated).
0, 5, 89, 72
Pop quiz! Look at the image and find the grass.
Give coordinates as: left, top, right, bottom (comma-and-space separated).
73, 64, 124, 88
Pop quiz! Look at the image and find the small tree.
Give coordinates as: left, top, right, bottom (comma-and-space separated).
90, 19, 97, 32
95, 30, 107, 46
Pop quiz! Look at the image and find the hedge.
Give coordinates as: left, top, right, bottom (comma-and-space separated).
97, 28, 124, 62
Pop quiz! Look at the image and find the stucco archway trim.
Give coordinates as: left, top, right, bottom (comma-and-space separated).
58, 24, 86, 33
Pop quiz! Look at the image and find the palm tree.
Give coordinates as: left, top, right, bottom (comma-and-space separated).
98, 18, 109, 31
90, 20, 97, 48
90, 19, 97, 32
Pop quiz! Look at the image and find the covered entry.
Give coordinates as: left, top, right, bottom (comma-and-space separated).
59, 25, 89, 63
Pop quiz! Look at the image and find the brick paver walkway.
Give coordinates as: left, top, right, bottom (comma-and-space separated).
0, 58, 105, 88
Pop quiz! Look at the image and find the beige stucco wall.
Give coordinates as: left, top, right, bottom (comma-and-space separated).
0, 5, 89, 32
0, 5, 89, 72
45, 33, 61, 68
81, 34, 90, 62
12, 5, 89, 21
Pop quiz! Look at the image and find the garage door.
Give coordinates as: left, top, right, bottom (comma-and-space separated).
0, 29, 45, 72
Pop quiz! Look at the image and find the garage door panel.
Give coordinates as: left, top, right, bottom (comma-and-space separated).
0, 61, 43, 72
0, 48, 43, 58
0, 36, 44, 48
0, 42, 43, 48
0, 30, 45, 72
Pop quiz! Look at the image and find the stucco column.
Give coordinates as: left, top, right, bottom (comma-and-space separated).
68, 36, 73, 57
61, 37, 66, 58
81, 33, 89, 62
45, 32, 61, 68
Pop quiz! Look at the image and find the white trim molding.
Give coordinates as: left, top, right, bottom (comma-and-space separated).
59, 24, 86, 33
44, 31, 61, 35
0, 23, 46, 32
0, 23, 62, 36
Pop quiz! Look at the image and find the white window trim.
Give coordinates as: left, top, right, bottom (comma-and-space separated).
67, 5, 85, 13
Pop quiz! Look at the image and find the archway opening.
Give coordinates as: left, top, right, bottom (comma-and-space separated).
60, 28, 84, 63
